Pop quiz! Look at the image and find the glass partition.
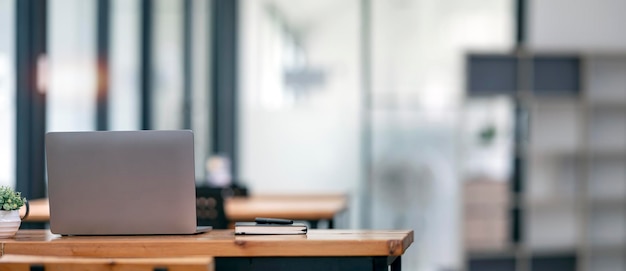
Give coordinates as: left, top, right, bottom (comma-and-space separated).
0, 0, 16, 188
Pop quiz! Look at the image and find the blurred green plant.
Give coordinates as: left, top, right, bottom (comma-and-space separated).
0, 186, 26, 211
478, 124, 497, 146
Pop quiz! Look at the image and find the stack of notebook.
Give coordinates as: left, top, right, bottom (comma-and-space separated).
234, 218, 307, 235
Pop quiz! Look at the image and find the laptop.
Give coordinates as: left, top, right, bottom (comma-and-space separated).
45, 130, 211, 235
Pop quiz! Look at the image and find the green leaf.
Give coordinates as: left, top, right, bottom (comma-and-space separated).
0, 186, 25, 210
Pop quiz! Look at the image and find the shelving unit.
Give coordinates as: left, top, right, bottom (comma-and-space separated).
583, 55, 626, 271
464, 52, 626, 271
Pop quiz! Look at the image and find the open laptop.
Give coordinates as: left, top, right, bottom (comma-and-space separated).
45, 130, 211, 235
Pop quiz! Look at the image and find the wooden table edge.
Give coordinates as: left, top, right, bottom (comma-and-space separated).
1, 229, 414, 257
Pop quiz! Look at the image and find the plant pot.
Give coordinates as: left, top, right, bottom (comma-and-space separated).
0, 200, 28, 238
0, 210, 21, 238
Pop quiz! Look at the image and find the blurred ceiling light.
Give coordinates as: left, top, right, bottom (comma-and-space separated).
47, 58, 97, 103
37, 55, 48, 94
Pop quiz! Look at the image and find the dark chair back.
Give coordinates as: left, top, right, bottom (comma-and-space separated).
195, 187, 229, 229
227, 183, 249, 197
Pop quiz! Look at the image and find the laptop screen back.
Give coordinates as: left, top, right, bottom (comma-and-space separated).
46, 130, 197, 235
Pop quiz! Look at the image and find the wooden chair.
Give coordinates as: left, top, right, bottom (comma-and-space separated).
0, 254, 214, 271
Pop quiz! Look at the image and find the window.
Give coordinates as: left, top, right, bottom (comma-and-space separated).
110, 0, 141, 130
47, 0, 98, 132
152, 0, 184, 130
0, 0, 16, 188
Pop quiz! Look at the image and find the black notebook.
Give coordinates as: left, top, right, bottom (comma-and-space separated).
234, 222, 308, 235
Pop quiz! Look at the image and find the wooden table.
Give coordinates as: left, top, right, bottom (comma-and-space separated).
1, 229, 414, 271
226, 194, 347, 228
21, 194, 347, 228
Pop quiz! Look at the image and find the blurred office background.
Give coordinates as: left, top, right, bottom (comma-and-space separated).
1, 0, 625, 270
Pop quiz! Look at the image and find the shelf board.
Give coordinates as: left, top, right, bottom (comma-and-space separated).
588, 197, 626, 206
587, 148, 626, 157
525, 197, 626, 208
528, 148, 584, 157
527, 95, 582, 104
587, 100, 626, 109
587, 243, 626, 254
467, 246, 579, 257
528, 248, 579, 257
581, 51, 626, 58
526, 146, 626, 157
525, 197, 580, 208
466, 247, 519, 259
531, 92, 581, 98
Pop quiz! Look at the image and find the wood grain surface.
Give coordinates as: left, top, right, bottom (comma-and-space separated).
0, 254, 214, 271
1, 229, 413, 258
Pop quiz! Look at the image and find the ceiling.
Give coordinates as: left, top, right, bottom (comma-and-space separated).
266, 0, 357, 32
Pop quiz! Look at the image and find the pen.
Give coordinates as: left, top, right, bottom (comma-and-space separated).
255, 217, 294, 225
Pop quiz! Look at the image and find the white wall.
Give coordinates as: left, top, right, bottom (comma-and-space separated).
529, 0, 626, 51
238, 0, 362, 227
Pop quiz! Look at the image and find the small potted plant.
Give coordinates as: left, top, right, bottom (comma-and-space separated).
0, 186, 28, 238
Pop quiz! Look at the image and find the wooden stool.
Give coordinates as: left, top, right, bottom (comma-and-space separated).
0, 254, 214, 271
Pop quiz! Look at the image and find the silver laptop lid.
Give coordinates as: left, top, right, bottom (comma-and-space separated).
46, 130, 197, 235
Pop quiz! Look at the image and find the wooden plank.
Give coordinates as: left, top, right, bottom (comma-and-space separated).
21, 195, 348, 223
225, 195, 347, 221
0, 254, 213, 271
1, 229, 413, 258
